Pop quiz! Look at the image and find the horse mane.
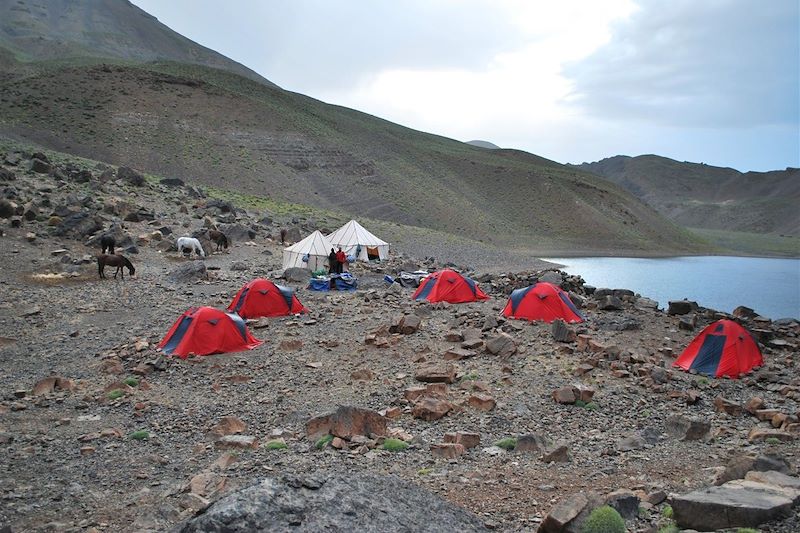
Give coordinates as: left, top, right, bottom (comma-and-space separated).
122, 256, 134, 269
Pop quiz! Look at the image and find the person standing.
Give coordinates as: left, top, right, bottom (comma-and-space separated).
336, 247, 347, 273
280, 228, 287, 244
328, 248, 338, 275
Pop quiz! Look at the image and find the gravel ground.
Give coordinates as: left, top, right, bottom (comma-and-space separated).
0, 153, 798, 532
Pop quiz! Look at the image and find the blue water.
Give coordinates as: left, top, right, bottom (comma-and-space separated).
543, 256, 800, 320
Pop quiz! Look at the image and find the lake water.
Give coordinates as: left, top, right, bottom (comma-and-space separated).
543, 256, 800, 320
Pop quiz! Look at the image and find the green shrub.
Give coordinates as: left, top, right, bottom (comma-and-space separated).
265, 439, 287, 450
107, 390, 124, 400
123, 377, 139, 387
658, 525, 679, 533
580, 505, 625, 533
697, 376, 709, 385
382, 438, 409, 452
661, 505, 673, 519
575, 399, 587, 407
494, 437, 517, 451
129, 430, 149, 440
417, 467, 432, 476
315, 434, 333, 449
765, 437, 781, 445
584, 401, 599, 411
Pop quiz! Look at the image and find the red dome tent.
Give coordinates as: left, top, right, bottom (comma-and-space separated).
158, 306, 263, 359
672, 319, 763, 378
412, 269, 489, 304
502, 282, 584, 323
227, 278, 307, 319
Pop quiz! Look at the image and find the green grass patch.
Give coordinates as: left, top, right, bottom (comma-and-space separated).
657, 525, 679, 533
459, 372, 480, 382
417, 467, 433, 476
494, 437, 517, 451
315, 434, 333, 449
580, 505, 625, 533
123, 377, 139, 387
661, 505, 673, 519
736, 528, 760, 533
265, 439, 288, 450
765, 437, 781, 445
107, 389, 124, 400
129, 430, 149, 440
381, 438, 409, 452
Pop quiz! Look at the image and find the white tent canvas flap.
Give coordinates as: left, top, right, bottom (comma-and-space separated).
282, 230, 335, 271
327, 220, 389, 261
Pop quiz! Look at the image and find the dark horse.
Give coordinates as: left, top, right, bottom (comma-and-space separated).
98, 254, 135, 279
207, 229, 229, 252
100, 235, 116, 255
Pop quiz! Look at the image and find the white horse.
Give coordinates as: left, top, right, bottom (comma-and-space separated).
176, 236, 205, 258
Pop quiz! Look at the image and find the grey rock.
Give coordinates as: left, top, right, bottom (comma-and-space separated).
715, 453, 793, 485
539, 271, 563, 285
665, 414, 710, 441
218, 223, 256, 242
605, 489, 640, 519
231, 261, 249, 271
167, 262, 208, 284
668, 300, 698, 315
283, 267, 311, 282
160, 177, 185, 187
485, 332, 516, 356
176, 472, 488, 532
597, 295, 624, 311
672, 483, 793, 530
118, 166, 145, 186
29, 158, 52, 174
53, 212, 103, 238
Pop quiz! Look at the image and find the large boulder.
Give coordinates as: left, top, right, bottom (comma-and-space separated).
176, 472, 488, 532
218, 223, 257, 242
118, 166, 145, 186
283, 267, 311, 282
52, 212, 103, 238
167, 261, 208, 284
672, 482, 794, 530
305, 406, 387, 441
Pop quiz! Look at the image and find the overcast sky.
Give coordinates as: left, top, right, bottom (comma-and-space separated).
132, 0, 798, 172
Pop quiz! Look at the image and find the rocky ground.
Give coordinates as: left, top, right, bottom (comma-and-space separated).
0, 149, 798, 532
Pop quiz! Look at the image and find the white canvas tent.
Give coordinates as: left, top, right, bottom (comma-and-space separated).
282, 230, 335, 271
327, 220, 389, 261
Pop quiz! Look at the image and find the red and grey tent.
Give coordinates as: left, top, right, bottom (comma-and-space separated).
502, 282, 584, 323
412, 269, 489, 304
672, 319, 763, 378
227, 278, 307, 319
158, 306, 263, 359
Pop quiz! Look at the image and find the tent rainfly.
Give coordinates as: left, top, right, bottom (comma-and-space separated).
327, 220, 389, 261
282, 230, 334, 271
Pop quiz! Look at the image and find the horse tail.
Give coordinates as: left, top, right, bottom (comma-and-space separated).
223, 234, 229, 248
97, 256, 103, 277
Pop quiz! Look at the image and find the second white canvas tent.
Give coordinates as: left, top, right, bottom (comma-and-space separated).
282, 230, 334, 271
327, 220, 389, 261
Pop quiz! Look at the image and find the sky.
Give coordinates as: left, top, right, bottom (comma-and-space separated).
131, 0, 799, 172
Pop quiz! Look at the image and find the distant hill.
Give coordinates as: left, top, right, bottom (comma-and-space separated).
466, 140, 500, 149
0, 0, 709, 256
572, 155, 800, 239
0, 0, 275, 86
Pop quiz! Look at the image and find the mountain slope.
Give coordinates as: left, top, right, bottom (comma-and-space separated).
0, 1, 708, 256
0, 0, 275, 86
572, 155, 800, 236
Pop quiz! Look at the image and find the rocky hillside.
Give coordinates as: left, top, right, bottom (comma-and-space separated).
0, 0, 273, 86
0, 1, 710, 256
0, 144, 798, 532
572, 155, 800, 239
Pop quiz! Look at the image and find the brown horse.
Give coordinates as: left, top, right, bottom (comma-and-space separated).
207, 229, 229, 252
98, 254, 135, 279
